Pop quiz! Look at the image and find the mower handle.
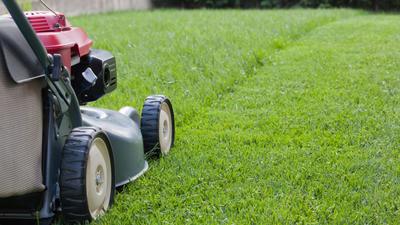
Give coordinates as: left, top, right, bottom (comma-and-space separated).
2, 0, 50, 72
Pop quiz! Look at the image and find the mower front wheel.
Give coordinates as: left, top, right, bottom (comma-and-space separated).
141, 95, 175, 156
60, 127, 115, 224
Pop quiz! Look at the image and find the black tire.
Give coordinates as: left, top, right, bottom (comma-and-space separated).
141, 95, 175, 157
60, 127, 115, 224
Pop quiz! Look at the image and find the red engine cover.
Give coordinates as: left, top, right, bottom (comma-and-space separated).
25, 11, 93, 72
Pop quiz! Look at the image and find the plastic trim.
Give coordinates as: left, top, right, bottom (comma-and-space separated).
115, 161, 148, 187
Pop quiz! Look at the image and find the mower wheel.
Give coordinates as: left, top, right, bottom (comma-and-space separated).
60, 127, 115, 224
141, 95, 175, 156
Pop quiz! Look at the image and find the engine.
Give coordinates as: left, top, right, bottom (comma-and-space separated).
71, 49, 117, 104
25, 11, 117, 104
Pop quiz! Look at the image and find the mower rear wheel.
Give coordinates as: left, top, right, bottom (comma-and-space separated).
60, 127, 115, 224
141, 95, 175, 156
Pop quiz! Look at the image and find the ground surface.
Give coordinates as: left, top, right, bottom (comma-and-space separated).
71, 9, 400, 224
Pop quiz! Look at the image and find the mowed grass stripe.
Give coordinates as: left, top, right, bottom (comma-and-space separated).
193, 15, 400, 224
72, 10, 361, 125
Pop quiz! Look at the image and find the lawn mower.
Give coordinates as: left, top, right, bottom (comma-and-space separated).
0, 0, 175, 224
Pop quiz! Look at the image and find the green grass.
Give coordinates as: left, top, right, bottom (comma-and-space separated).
70, 9, 400, 224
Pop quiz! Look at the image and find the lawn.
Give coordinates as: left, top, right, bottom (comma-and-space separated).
71, 9, 400, 224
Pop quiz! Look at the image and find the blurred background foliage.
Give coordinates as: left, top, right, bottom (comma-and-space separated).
153, 0, 399, 10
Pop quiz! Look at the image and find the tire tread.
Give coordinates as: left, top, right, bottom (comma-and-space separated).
60, 127, 113, 224
140, 95, 175, 156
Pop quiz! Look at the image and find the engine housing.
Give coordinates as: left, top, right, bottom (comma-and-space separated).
71, 49, 117, 104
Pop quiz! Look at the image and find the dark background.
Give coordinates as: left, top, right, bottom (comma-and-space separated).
153, 0, 400, 10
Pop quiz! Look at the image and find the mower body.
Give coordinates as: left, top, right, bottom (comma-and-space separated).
24, 10, 147, 187
81, 107, 148, 186
0, 7, 148, 223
